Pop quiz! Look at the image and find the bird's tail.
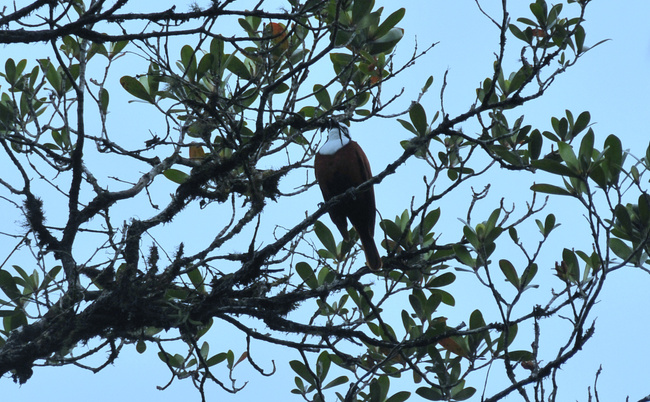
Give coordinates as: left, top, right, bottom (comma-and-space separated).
359, 232, 382, 270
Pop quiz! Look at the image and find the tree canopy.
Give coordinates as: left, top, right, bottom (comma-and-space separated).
1, 0, 648, 401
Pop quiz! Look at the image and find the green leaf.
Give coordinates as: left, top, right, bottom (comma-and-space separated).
272, 82, 290, 94
409, 102, 427, 136
210, 37, 225, 60
199, 342, 210, 359
206, 352, 228, 367
179, 45, 197, 79
530, 183, 572, 196
317, 265, 335, 286
13, 265, 35, 294
352, 0, 375, 24
238, 87, 259, 109
453, 244, 475, 268
120, 76, 153, 103
492, 145, 523, 166
329, 52, 354, 74
573, 111, 590, 136
380, 219, 402, 242
509, 24, 532, 44
557, 142, 579, 171
314, 220, 338, 256
316, 351, 331, 381
469, 309, 486, 330
99, 88, 109, 114
313, 84, 332, 110
374, 8, 406, 40
508, 227, 519, 243
416, 386, 444, 400
506, 350, 534, 362
110, 40, 128, 58
452, 387, 476, 401
609, 238, 632, 261
520, 263, 538, 288
429, 272, 455, 288
3, 310, 27, 331
509, 65, 532, 94
197, 53, 213, 81
496, 323, 518, 351
187, 268, 205, 293
4, 58, 16, 84
136, 340, 146, 353
397, 118, 418, 135
422, 75, 434, 92
604, 134, 623, 185
88, 42, 108, 59
45, 63, 62, 95
578, 128, 594, 164
614, 205, 632, 234
386, 391, 411, 402
367, 27, 404, 55
224, 54, 251, 80
39, 265, 61, 291
324, 375, 349, 390
530, 1, 547, 25
531, 159, 580, 178
0, 270, 21, 305
163, 168, 189, 184
421, 208, 441, 234
409, 293, 425, 320
638, 194, 650, 224
290, 360, 316, 386
537, 213, 558, 238
486, 208, 500, 232
238, 17, 254, 34
551, 116, 568, 140
562, 248, 580, 281
499, 259, 520, 289
528, 129, 543, 160
575, 24, 586, 53
296, 262, 318, 289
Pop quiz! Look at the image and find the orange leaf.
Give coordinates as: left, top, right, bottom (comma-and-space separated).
234, 351, 248, 368
531, 28, 546, 38
265, 22, 289, 53
438, 337, 467, 358
189, 145, 206, 160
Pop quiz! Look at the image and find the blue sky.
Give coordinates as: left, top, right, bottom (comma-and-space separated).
2, 1, 650, 401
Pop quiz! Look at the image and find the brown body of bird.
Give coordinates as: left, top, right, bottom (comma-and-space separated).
314, 121, 382, 270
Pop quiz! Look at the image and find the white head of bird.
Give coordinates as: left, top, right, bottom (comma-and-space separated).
318, 122, 350, 155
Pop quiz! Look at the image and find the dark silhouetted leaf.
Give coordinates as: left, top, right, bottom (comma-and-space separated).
296, 262, 318, 289
530, 183, 572, 196
531, 159, 579, 178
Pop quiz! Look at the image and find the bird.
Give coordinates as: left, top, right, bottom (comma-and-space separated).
314, 120, 382, 270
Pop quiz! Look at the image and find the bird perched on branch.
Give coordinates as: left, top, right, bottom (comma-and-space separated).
314, 120, 382, 270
